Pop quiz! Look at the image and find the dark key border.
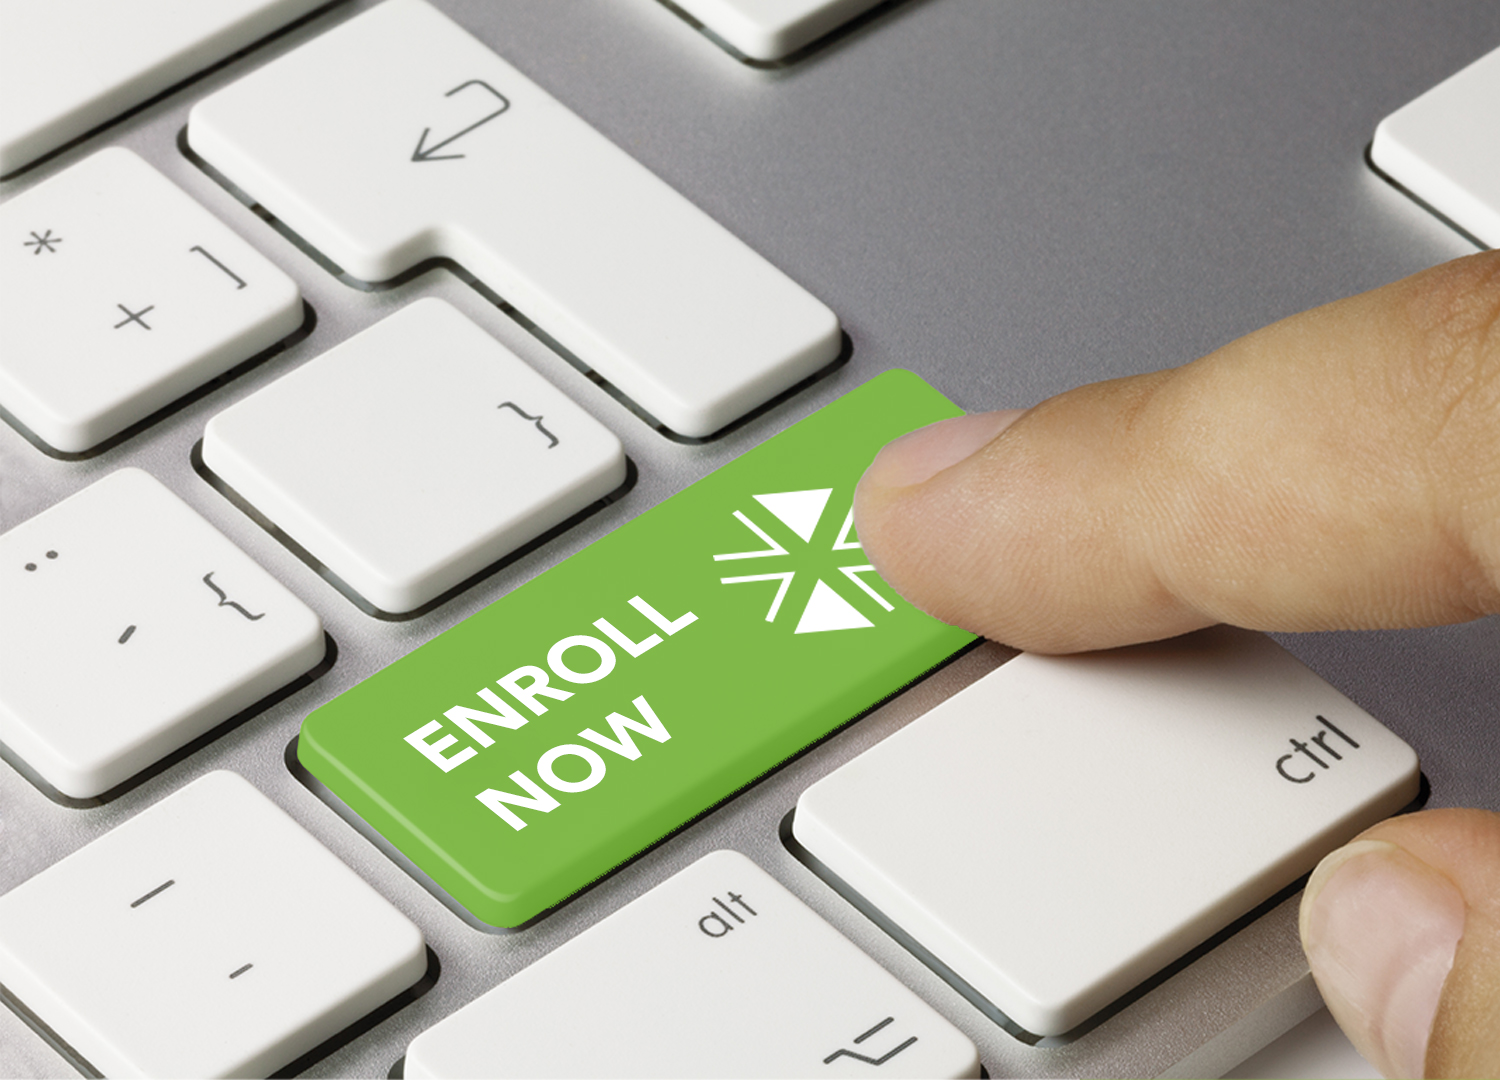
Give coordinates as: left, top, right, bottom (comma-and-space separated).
0, 631, 336, 809
177, 128, 855, 446
192, 441, 639, 621
0, 301, 316, 461
0, 944, 438, 1079
780, 772, 1432, 1048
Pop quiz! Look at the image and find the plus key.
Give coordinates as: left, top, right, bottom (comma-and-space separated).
0, 148, 303, 455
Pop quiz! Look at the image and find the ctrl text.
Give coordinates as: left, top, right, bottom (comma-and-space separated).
1275, 714, 1361, 783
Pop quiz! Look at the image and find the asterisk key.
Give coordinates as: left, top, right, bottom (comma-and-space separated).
23, 229, 62, 254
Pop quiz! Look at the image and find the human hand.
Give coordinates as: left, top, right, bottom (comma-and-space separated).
853, 250, 1500, 1078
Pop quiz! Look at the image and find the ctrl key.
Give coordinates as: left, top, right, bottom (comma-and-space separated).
794, 626, 1422, 1038
404, 850, 980, 1078
0, 772, 428, 1079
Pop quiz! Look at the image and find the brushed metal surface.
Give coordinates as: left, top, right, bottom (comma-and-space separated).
2, 2, 1496, 1076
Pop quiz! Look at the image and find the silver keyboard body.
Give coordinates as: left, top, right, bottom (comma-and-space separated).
1, 2, 1497, 1076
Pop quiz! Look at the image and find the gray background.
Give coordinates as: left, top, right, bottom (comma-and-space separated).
1, 2, 1496, 1075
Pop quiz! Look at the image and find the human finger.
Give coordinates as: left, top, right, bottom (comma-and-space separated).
1300, 808, 1500, 1078
855, 251, 1500, 652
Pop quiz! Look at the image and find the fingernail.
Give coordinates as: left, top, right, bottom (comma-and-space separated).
1300, 839, 1465, 1079
863, 409, 1026, 489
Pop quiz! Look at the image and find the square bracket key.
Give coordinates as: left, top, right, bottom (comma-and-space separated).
0, 147, 303, 455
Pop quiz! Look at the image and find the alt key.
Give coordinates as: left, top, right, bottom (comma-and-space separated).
403, 849, 980, 1078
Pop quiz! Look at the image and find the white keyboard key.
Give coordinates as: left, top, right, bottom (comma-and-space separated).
0, 148, 302, 454
671, 0, 886, 62
793, 628, 1421, 1038
0, 771, 428, 1078
188, 0, 841, 438
1371, 45, 1500, 246
0, 0, 326, 175
0, 469, 324, 799
404, 850, 979, 1078
203, 298, 627, 615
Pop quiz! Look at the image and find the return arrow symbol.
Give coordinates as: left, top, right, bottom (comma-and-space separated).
412, 79, 510, 162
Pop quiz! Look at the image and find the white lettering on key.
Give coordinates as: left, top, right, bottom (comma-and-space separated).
446, 688, 530, 746
410, 599, 688, 772
579, 697, 671, 761
591, 617, 661, 658
629, 595, 697, 636
405, 719, 477, 773
547, 635, 616, 684
498, 665, 574, 715
475, 696, 671, 831
537, 745, 607, 793
475, 772, 561, 830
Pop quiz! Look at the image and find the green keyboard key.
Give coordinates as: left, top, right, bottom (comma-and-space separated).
298, 370, 975, 928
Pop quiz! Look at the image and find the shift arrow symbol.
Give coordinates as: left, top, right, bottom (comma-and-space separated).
412, 79, 510, 162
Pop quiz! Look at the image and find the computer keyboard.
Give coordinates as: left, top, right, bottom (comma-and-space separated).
0, 147, 304, 456
0, 469, 324, 801
293, 369, 972, 933
0, 772, 428, 1077
2, 3, 1497, 1077
186, 0, 844, 439
0, 0, 329, 176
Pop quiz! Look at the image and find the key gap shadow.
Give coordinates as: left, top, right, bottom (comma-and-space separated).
0, 631, 336, 809
282, 637, 982, 937
778, 771, 1433, 1048
0, 300, 316, 461
176, 128, 852, 445
0, 944, 438, 1080
1363, 142, 1491, 251
190, 441, 639, 622
651, 0, 929, 71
